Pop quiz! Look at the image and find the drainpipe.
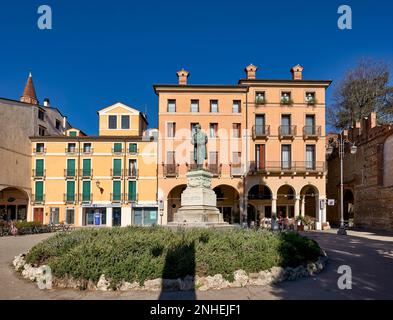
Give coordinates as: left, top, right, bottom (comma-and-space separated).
77, 138, 81, 224
244, 87, 249, 224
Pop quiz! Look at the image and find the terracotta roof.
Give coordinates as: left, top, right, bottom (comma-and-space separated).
20, 72, 38, 105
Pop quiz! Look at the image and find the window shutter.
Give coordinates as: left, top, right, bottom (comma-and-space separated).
67, 159, 75, 176
129, 143, 137, 153
114, 143, 122, 153
66, 181, 75, 201
36, 159, 44, 176
83, 159, 91, 175
113, 181, 121, 200
35, 181, 43, 201
82, 181, 91, 201
113, 159, 122, 176
129, 181, 136, 201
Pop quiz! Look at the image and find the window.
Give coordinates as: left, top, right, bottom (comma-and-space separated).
69, 131, 77, 137
112, 181, 121, 202
305, 115, 316, 135
167, 151, 175, 164
281, 145, 292, 169
113, 143, 122, 153
232, 100, 241, 113
108, 115, 117, 129
167, 99, 176, 112
210, 100, 218, 113
232, 123, 241, 138
82, 159, 91, 177
233, 152, 241, 165
129, 159, 137, 177
66, 208, 75, 224
38, 109, 45, 120
133, 207, 158, 226
35, 159, 44, 177
83, 143, 92, 153
36, 143, 45, 153
67, 143, 76, 153
129, 143, 137, 154
66, 181, 75, 202
82, 181, 91, 202
35, 181, 44, 202
113, 208, 122, 226
255, 145, 266, 170
281, 92, 292, 104
38, 126, 46, 136
121, 115, 130, 129
128, 180, 137, 201
281, 115, 291, 135
209, 123, 218, 138
255, 115, 266, 136
55, 120, 61, 130
50, 208, 60, 224
255, 92, 266, 104
66, 159, 76, 177
190, 100, 199, 113
113, 159, 122, 177
305, 92, 316, 104
306, 145, 316, 170
191, 123, 199, 136
167, 122, 176, 138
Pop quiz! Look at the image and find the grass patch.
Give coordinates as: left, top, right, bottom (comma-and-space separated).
25, 227, 322, 287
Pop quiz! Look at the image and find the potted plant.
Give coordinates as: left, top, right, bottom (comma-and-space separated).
295, 216, 306, 231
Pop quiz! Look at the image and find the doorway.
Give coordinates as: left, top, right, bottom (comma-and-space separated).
113, 208, 122, 226
33, 208, 44, 223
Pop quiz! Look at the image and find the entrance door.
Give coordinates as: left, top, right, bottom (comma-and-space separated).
7, 205, 16, 220
221, 207, 232, 224
255, 145, 266, 170
113, 208, 122, 226
33, 208, 44, 223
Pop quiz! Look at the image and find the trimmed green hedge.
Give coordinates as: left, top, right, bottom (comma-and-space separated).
25, 227, 321, 288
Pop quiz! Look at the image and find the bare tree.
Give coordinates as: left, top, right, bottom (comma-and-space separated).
328, 58, 393, 130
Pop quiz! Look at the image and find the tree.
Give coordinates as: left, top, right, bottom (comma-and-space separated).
328, 58, 393, 130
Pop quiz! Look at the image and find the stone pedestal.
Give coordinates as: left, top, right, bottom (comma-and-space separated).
168, 170, 232, 228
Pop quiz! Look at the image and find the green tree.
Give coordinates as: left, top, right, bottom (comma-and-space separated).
328, 58, 393, 130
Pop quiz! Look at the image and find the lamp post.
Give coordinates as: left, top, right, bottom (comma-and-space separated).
327, 134, 357, 235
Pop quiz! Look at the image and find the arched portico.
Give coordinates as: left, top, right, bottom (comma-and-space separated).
247, 184, 273, 224
343, 189, 355, 222
166, 184, 187, 222
277, 185, 296, 218
0, 187, 29, 221
213, 185, 240, 224
300, 184, 319, 220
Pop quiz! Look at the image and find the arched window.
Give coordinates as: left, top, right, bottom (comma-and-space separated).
384, 135, 393, 187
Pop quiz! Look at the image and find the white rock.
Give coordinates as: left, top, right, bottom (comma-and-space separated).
13, 254, 26, 270
97, 274, 110, 291
143, 278, 162, 291
270, 267, 285, 282
233, 270, 248, 287
118, 281, 141, 291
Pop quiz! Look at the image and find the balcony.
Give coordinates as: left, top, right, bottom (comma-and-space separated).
31, 194, 45, 204
248, 161, 325, 175
163, 164, 179, 178
80, 169, 93, 179
124, 193, 138, 203
252, 125, 270, 139
79, 193, 92, 204
33, 147, 46, 155
255, 97, 266, 105
112, 147, 123, 155
63, 193, 77, 204
303, 126, 322, 139
65, 147, 77, 155
125, 168, 138, 179
111, 168, 123, 179
208, 164, 222, 177
128, 145, 138, 155
230, 164, 243, 177
32, 169, 46, 179
64, 169, 76, 179
110, 193, 123, 203
81, 147, 94, 155
279, 125, 297, 139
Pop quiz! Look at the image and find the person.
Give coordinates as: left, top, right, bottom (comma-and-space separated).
278, 211, 283, 231
10, 221, 17, 236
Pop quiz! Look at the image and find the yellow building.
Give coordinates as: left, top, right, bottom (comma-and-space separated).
30, 102, 158, 227
155, 65, 331, 230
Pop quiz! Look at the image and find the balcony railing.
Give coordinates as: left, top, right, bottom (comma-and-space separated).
230, 164, 243, 177
63, 193, 77, 204
81, 147, 94, 154
255, 97, 266, 105
32, 169, 46, 179
124, 193, 138, 203
31, 194, 45, 204
303, 126, 322, 139
248, 161, 325, 174
65, 147, 77, 155
79, 193, 93, 203
279, 125, 297, 138
110, 193, 123, 203
80, 169, 93, 179
252, 125, 270, 139
111, 168, 123, 178
33, 148, 46, 155
208, 164, 222, 177
112, 147, 123, 155
64, 169, 76, 178
126, 168, 138, 178
163, 164, 179, 177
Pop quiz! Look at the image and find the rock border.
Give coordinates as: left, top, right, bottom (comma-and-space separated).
13, 250, 328, 292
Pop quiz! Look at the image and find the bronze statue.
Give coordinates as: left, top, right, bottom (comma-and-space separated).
191, 124, 207, 169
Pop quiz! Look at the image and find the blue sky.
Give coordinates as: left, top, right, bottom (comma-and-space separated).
0, 0, 393, 133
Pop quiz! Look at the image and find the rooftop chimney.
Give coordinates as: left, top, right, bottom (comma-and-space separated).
43, 98, 50, 107
245, 64, 258, 80
176, 68, 189, 85
20, 72, 39, 105
290, 64, 304, 80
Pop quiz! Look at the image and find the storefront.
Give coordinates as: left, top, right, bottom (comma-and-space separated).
132, 206, 158, 226
83, 207, 107, 226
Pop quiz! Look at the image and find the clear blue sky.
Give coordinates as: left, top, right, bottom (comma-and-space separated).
1, 0, 393, 133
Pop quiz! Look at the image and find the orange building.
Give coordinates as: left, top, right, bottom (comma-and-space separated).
154, 64, 331, 230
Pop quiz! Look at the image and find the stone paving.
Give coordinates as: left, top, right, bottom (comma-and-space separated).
0, 229, 392, 300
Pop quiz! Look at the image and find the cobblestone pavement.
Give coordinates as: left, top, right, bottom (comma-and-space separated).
1, 229, 392, 300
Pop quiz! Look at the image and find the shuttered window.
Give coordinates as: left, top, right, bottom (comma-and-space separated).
128, 181, 136, 201
35, 159, 44, 177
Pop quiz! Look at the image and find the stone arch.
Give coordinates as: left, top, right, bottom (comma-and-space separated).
277, 184, 296, 218
166, 184, 187, 222
0, 187, 30, 221
343, 189, 355, 222
300, 184, 320, 220
248, 184, 273, 200
213, 184, 240, 224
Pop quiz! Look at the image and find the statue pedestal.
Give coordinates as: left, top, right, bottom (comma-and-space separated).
168, 170, 232, 229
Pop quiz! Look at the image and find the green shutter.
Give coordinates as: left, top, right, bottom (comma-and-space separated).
67, 159, 75, 176
129, 143, 137, 153
35, 181, 43, 201
128, 181, 136, 201
36, 159, 44, 177
82, 181, 91, 201
113, 159, 122, 176
113, 181, 121, 201
114, 143, 122, 153
69, 131, 77, 137
66, 181, 75, 201
83, 159, 91, 176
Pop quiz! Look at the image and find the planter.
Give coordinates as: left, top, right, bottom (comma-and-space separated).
297, 224, 304, 231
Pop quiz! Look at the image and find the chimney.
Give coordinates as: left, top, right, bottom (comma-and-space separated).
245, 64, 257, 80
43, 98, 50, 107
290, 64, 304, 80
20, 72, 39, 105
176, 68, 189, 85
62, 116, 68, 130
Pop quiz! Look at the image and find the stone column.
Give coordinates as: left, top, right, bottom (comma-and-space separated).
315, 197, 321, 230
301, 195, 305, 217
320, 196, 327, 224
78, 205, 83, 226
271, 195, 277, 217
295, 195, 301, 217
106, 207, 112, 227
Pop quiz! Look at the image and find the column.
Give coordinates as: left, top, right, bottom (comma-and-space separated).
301, 195, 305, 217
271, 195, 277, 217
106, 207, 113, 227
78, 206, 83, 226
320, 196, 327, 224
315, 196, 321, 230
294, 195, 301, 217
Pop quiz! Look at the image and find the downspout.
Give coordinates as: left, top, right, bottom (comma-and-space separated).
123, 138, 127, 205
77, 138, 81, 223
244, 86, 249, 224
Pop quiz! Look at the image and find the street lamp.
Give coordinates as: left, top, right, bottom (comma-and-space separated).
326, 134, 357, 235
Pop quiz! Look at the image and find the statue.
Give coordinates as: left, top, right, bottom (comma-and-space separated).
191, 124, 207, 169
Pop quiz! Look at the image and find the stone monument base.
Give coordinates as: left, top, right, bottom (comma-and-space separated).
167, 169, 233, 229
